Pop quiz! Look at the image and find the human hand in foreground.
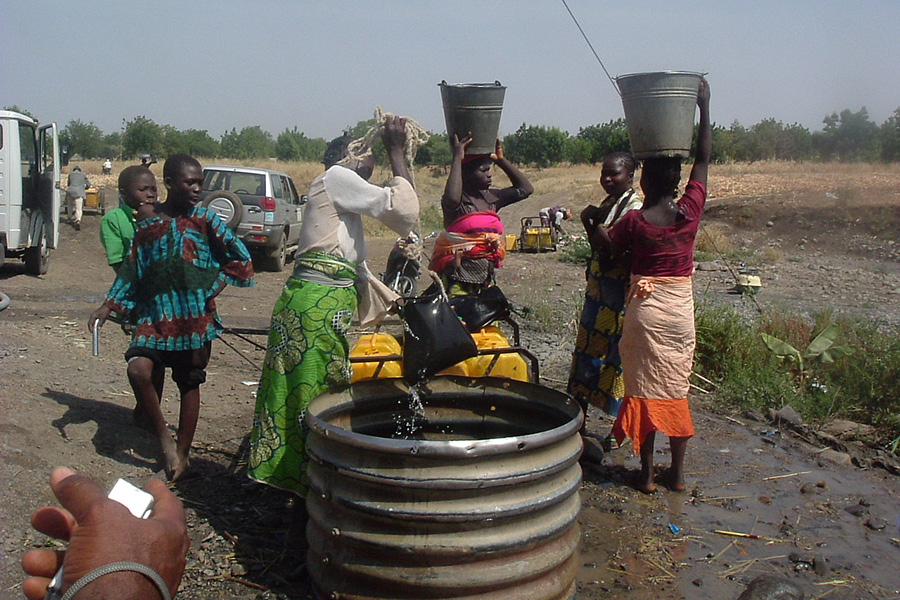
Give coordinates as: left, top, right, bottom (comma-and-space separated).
21, 467, 189, 600
491, 138, 505, 162
381, 115, 408, 151
87, 305, 113, 334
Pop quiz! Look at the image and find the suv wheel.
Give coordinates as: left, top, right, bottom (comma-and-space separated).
265, 235, 287, 272
202, 191, 244, 229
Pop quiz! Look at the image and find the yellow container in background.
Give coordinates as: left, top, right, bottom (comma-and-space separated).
350, 333, 402, 382
464, 325, 529, 382
505, 234, 518, 251
524, 227, 553, 249
85, 187, 100, 208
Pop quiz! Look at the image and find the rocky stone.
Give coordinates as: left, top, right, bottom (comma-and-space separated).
774, 406, 803, 428
736, 574, 804, 600
742, 409, 766, 423
818, 449, 852, 466
696, 261, 721, 271
844, 503, 869, 517
865, 517, 887, 531
821, 419, 875, 440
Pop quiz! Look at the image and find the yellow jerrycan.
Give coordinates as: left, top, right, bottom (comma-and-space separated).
350, 333, 403, 383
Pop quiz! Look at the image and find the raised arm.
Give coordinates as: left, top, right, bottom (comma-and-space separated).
441, 133, 472, 212
382, 115, 413, 186
689, 78, 711, 186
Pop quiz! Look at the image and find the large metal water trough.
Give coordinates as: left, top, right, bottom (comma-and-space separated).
305, 376, 583, 600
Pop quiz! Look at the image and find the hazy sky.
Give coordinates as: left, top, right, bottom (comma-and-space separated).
3, 1, 898, 141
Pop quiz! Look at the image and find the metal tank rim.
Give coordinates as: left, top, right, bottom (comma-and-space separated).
305, 376, 583, 459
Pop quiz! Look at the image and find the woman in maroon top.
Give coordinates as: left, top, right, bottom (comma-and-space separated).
594, 78, 711, 493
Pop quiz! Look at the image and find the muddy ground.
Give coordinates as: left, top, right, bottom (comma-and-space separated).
1, 165, 899, 599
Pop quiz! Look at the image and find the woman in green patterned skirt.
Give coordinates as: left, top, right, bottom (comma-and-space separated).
249, 116, 420, 545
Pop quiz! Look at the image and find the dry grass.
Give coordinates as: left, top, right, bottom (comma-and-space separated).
65, 159, 900, 210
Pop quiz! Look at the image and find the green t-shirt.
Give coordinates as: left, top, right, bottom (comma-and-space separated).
99, 206, 137, 267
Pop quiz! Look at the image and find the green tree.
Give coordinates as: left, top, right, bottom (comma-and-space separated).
161, 125, 185, 157
275, 127, 326, 162
573, 118, 630, 163
220, 126, 274, 159
414, 132, 451, 166
813, 107, 880, 162
3, 105, 35, 119
181, 129, 220, 158
880, 107, 900, 162
122, 115, 164, 159
61, 119, 106, 159
101, 133, 121, 160
503, 123, 569, 167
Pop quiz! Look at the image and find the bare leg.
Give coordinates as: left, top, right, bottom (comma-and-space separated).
133, 366, 165, 433
637, 430, 657, 494
667, 436, 689, 492
171, 383, 200, 481
127, 357, 177, 475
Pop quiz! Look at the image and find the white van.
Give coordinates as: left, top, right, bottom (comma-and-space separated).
0, 110, 60, 274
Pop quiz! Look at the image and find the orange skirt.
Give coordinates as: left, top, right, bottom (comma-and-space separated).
613, 275, 695, 454
613, 396, 694, 454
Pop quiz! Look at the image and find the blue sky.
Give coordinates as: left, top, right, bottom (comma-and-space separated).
2, 1, 898, 139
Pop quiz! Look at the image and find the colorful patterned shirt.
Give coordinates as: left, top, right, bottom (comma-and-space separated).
105, 206, 254, 350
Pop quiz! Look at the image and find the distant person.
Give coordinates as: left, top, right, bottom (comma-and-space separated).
66, 165, 90, 230
88, 153, 254, 481
21, 467, 189, 600
594, 78, 711, 493
432, 135, 533, 297
100, 166, 158, 273
568, 152, 642, 462
248, 116, 420, 548
539, 205, 572, 233
103, 158, 113, 174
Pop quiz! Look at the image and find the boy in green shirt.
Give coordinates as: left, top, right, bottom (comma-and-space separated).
100, 166, 158, 272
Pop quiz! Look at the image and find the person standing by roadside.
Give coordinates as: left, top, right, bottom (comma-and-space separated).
568, 152, 642, 462
593, 78, 711, 493
66, 165, 90, 230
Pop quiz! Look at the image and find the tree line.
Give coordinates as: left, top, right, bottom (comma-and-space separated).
15, 105, 899, 166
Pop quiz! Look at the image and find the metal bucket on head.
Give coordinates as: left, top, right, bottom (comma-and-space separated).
616, 71, 703, 159
440, 81, 506, 155
305, 376, 583, 600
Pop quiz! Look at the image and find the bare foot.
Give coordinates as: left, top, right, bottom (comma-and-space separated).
634, 469, 657, 494
170, 455, 191, 482
160, 434, 179, 480
665, 476, 686, 492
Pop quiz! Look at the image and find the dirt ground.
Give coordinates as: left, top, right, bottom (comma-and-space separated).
2, 164, 900, 599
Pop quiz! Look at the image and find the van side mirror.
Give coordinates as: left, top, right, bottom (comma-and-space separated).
299, 194, 308, 206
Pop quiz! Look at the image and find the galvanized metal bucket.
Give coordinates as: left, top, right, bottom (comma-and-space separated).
616, 71, 703, 159
440, 81, 506, 155
305, 376, 583, 600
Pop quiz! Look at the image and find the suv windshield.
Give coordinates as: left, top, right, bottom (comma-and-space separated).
203, 170, 266, 195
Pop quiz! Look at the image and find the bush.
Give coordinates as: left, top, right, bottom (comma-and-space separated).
694, 302, 900, 443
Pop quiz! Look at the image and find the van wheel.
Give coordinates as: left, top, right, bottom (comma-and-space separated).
202, 191, 243, 229
24, 228, 50, 275
265, 236, 287, 272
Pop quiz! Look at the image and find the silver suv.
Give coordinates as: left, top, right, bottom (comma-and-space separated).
200, 165, 306, 271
